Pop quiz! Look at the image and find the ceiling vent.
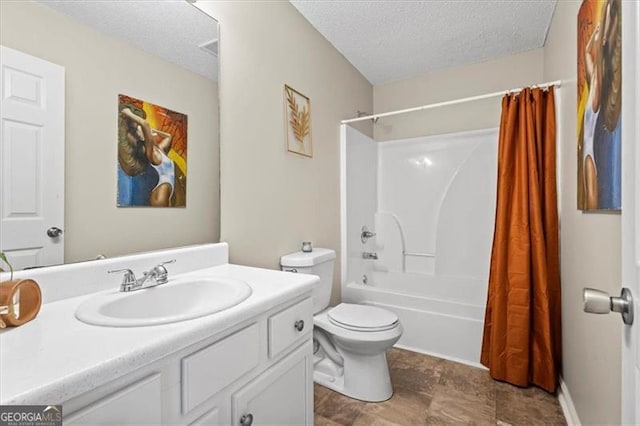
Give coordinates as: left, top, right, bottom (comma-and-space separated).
199, 39, 218, 57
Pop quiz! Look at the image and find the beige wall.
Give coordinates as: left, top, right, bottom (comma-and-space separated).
544, 1, 621, 424
373, 49, 544, 141
196, 2, 373, 304
0, 1, 220, 263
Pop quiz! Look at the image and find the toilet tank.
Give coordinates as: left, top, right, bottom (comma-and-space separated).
280, 248, 335, 314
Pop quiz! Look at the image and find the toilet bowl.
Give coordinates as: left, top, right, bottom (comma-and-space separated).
313, 303, 402, 401
281, 248, 403, 402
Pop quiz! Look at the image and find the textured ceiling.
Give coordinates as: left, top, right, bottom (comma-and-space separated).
290, 0, 557, 85
38, 0, 218, 81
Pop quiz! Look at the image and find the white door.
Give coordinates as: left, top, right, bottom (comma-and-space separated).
621, 0, 640, 422
0, 46, 65, 270
582, 2, 639, 422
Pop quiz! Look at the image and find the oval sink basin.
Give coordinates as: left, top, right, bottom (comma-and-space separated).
75, 277, 252, 327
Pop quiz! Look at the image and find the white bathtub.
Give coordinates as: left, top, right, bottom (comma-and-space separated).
342, 271, 487, 368
340, 125, 496, 369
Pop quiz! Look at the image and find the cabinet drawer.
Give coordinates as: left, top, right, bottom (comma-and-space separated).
182, 324, 259, 414
65, 374, 162, 425
268, 298, 313, 358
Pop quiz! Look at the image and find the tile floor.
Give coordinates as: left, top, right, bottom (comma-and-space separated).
314, 348, 567, 426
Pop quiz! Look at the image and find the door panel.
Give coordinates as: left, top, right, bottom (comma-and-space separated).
4, 121, 40, 213
0, 46, 65, 269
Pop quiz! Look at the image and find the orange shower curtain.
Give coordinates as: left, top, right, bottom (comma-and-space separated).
480, 87, 561, 393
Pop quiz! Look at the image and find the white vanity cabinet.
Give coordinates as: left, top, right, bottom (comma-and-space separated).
62, 296, 314, 425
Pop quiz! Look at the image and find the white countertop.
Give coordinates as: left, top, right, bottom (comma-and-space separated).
0, 263, 316, 405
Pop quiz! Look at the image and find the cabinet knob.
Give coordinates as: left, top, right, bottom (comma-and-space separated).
294, 320, 305, 332
240, 413, 253, 426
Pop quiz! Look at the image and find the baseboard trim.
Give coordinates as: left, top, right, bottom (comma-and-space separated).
392, 343, 487, 370
557, 376, 581, 426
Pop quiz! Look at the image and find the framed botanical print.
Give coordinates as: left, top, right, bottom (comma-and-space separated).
284, 85, 313, 158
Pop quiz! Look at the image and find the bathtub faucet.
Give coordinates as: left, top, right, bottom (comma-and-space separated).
362, 252, 378, 260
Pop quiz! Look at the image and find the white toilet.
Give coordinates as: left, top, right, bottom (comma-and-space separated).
281, 248, 403, 402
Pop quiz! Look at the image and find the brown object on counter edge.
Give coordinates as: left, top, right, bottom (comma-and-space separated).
0, 278, 42, 327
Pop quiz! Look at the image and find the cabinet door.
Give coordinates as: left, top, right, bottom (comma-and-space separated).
232, 341, 312, 426
182, 324, 259, 414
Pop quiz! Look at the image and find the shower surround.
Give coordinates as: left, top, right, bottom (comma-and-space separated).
340, 125, 498, 365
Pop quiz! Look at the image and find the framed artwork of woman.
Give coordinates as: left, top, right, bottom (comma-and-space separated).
117, 94, 188, 207
577, 0, 622, 211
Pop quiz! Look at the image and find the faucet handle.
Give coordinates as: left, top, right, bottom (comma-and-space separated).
153, 259, 175, 284
361, 225, 376, 244
108, 268, 136, 291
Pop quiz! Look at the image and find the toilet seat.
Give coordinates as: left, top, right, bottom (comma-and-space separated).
328, 303, 398, 332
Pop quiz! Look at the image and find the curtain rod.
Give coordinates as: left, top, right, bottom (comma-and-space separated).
341, 80, 562, 124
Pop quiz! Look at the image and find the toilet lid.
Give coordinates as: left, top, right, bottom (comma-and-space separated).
328, 303, 398, 332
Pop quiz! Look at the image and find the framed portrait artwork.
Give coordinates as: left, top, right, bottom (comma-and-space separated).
117, 94, 188, 208
577, 0, 622, 211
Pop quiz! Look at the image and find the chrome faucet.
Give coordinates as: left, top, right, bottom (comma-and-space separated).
362, 252, 378, 260
109, 259, 176, 292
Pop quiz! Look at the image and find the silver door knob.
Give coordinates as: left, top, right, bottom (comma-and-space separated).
46, 227, 63, 238
583, 287, 634, 325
